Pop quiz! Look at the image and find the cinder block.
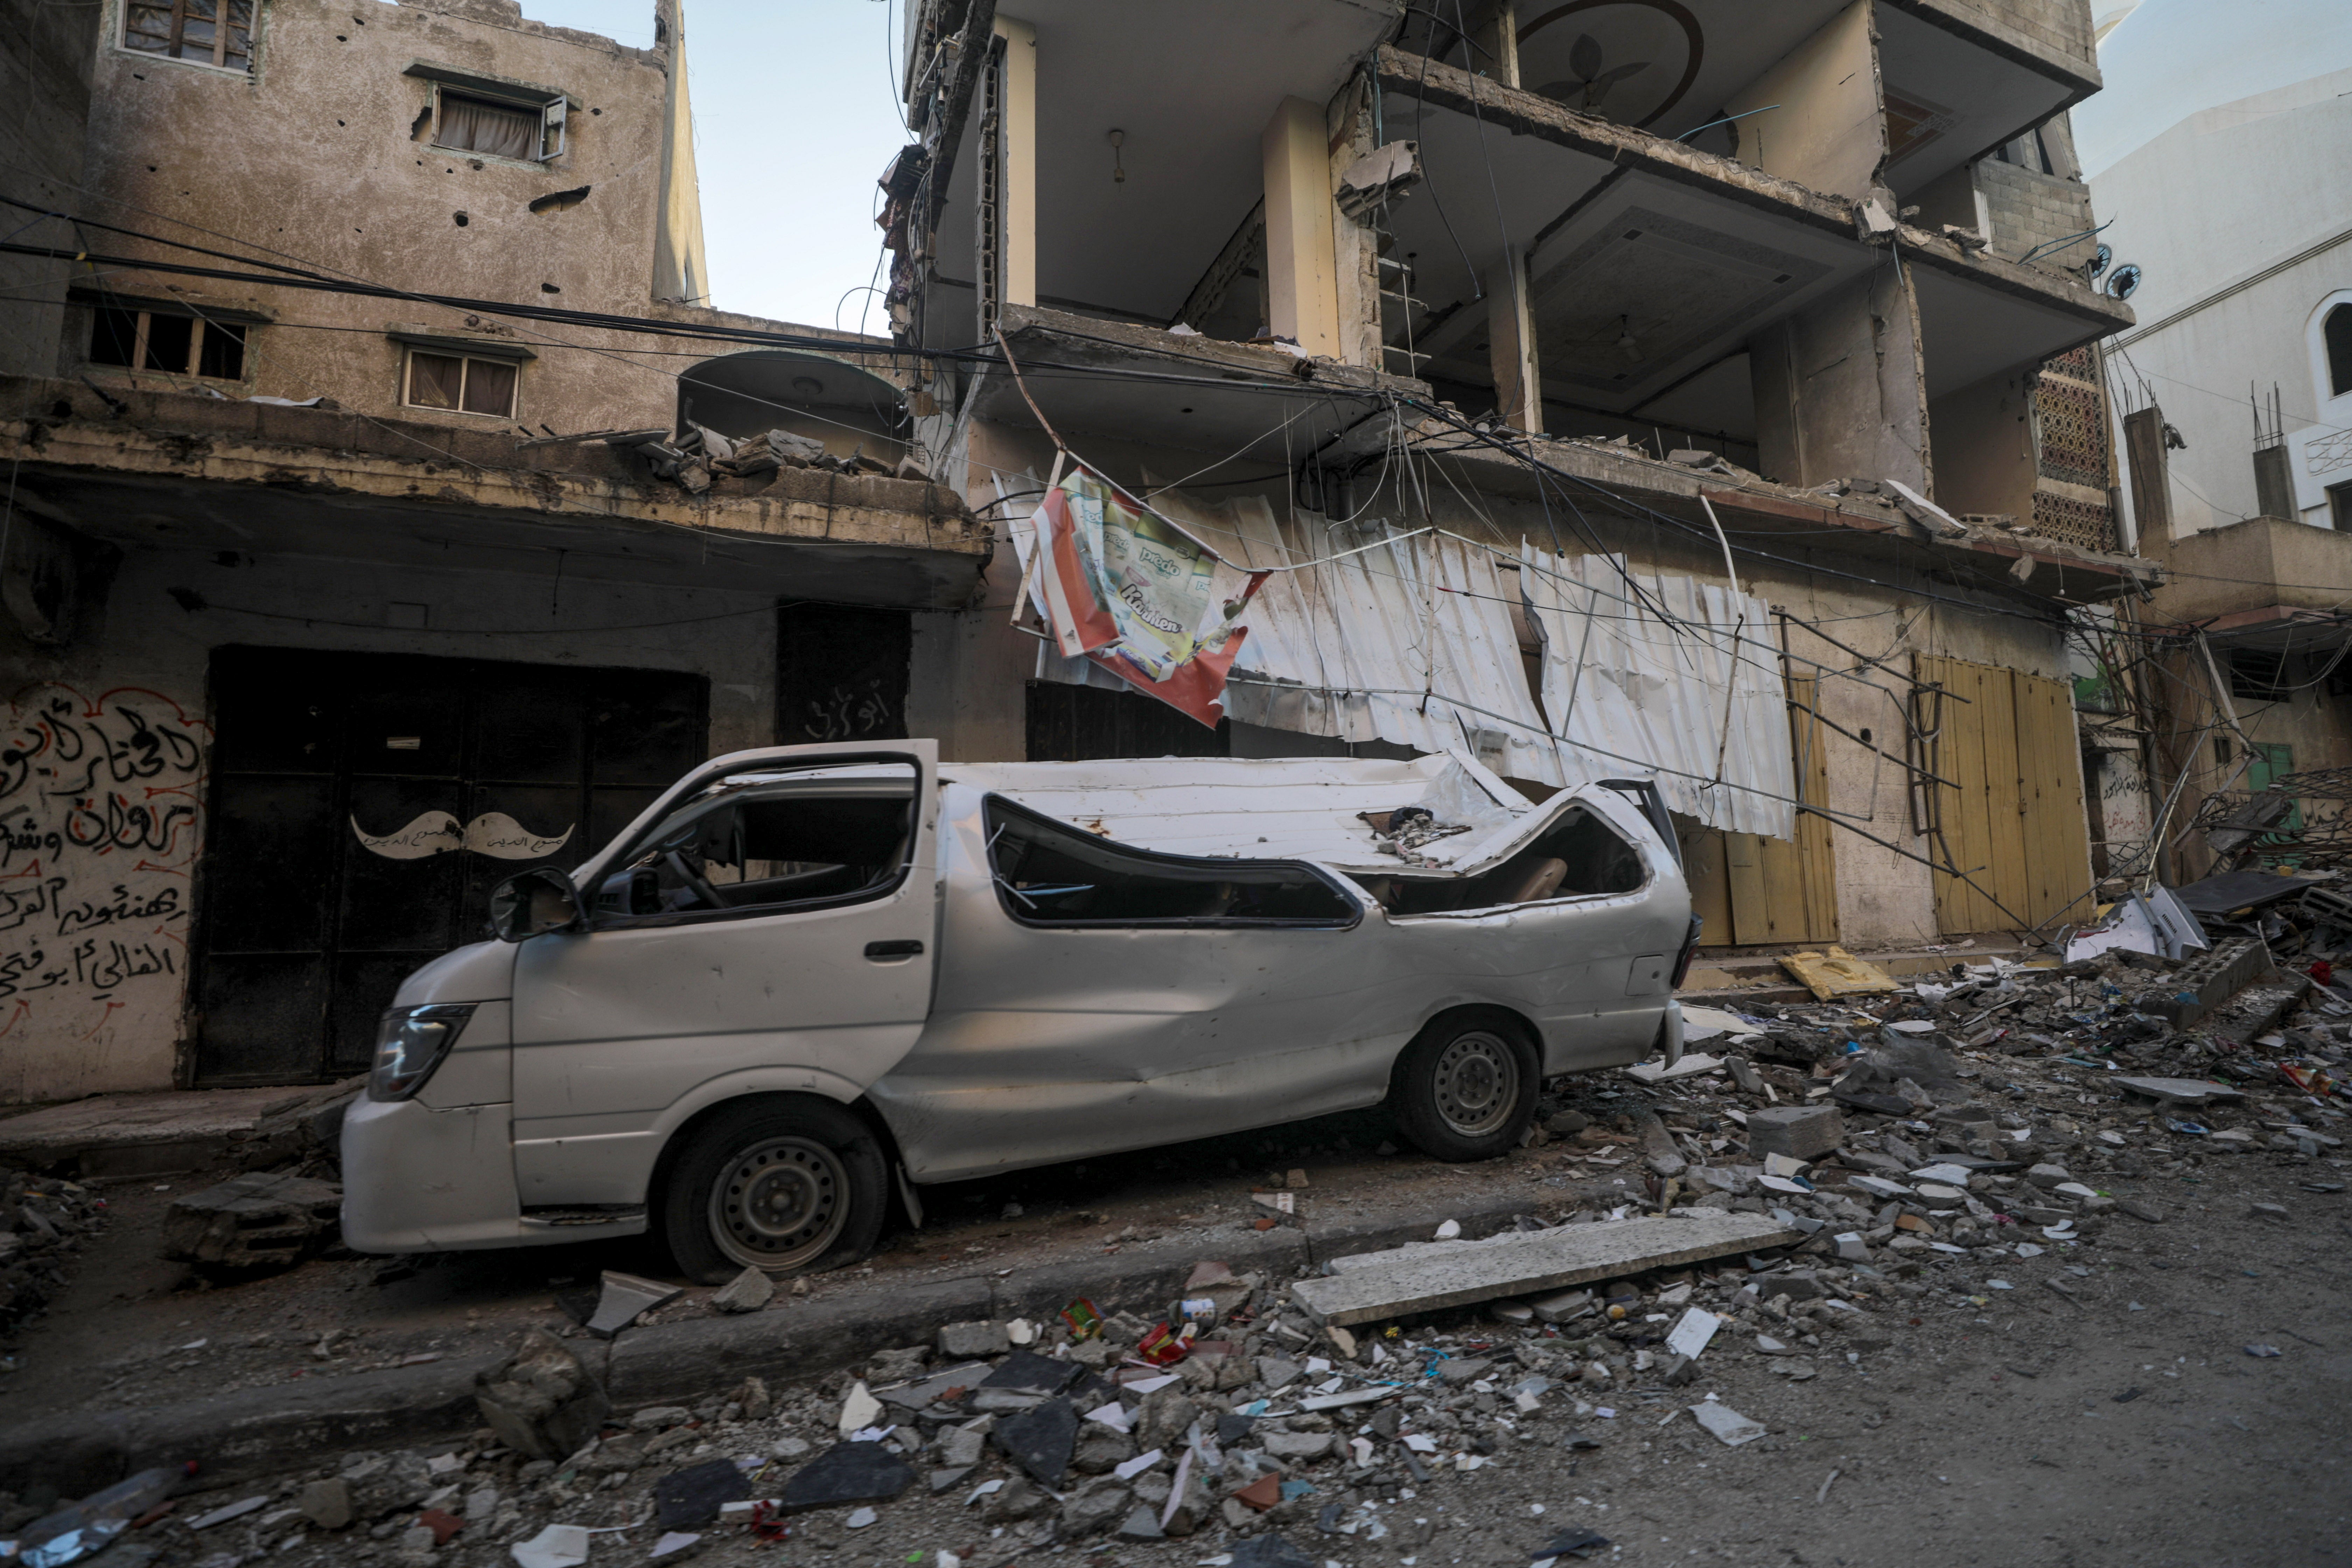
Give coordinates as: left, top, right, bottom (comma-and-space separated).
1744, 1105, 1846, 1162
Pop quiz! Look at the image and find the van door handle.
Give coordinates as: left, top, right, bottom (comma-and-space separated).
864, 939, 924, 960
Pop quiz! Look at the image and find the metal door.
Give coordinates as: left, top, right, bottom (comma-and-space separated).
191, 648, 705, 1084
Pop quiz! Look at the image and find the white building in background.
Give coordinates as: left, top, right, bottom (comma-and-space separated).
2093, 61, 2352, 534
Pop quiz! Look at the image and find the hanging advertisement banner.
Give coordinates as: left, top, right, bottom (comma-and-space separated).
1024, 466, 1269, 728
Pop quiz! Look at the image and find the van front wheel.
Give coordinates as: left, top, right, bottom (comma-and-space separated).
660, 1099, 888, 1284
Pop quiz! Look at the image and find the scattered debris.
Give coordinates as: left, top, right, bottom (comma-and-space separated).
473, 1329, 613, 1461
580, 1271, 683, 1339
1780, 947, 1900, 1000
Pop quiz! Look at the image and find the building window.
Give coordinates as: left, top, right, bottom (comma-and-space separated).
124, 0, 255, 71
88, 304, 246, 380
429, 88, 567, 162
2325, 304, 2352, 398
403, 349, 517, 418
2329, 479, 2352, 531
2228, 648, 2293, 701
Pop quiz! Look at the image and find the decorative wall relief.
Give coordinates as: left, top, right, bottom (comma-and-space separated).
350, 811, 573, 860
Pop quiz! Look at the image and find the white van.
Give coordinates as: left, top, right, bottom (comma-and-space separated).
341, 743, 1696, 1281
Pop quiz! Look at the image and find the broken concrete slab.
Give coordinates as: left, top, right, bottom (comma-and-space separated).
1625, 1054, 1726, 1084
1290, 1212, 1800, 1327
1744, 1105, 1845, 1161
775, 1442, 916, 1514
160, 1171, 343, 1271
584, 1271, 683, 1338
2115, 1076, 2248, 1106
473, 1330, 611, 1461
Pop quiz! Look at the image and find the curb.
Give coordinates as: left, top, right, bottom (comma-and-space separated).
0, 1168, 1572, 1494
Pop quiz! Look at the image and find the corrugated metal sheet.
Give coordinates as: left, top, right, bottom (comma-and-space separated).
1520, 550, 1796, 841
1020, 482, 1796, 840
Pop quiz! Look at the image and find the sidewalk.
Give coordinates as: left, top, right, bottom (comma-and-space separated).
0, 1085, 329, 1178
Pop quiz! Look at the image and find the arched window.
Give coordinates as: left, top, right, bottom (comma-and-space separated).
2328, 303, 2352, 398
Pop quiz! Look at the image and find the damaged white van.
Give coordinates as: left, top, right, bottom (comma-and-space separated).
342, 742, 1698, 1281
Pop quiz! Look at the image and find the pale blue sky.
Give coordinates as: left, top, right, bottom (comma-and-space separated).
525, 0, 914, 330
2074, 0, 2352, 176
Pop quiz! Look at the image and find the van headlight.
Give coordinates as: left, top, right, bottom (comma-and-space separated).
368, 1004, 477, 1101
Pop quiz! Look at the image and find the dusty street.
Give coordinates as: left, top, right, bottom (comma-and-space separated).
6, 963, 2348, 1568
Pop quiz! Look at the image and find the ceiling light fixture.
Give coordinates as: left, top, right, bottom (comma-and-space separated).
1616, 315, 1640, 360
1108, 128, 1126, 185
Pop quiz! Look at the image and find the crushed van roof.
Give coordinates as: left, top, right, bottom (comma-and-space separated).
943, 752, 1659, 876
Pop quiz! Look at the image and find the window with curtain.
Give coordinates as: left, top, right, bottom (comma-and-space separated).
404, 350, 518, 419
124, 0, 256, 71
433, 91, 544, 161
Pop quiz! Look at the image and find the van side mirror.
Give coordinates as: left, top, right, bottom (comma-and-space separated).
491, 867, 588, 942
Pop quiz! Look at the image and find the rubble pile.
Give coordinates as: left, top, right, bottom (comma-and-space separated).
630, 426, 925, 496
5, 911, 2343, 1567
0, 1174, 106, 1343
1537, 939, 2346, 1284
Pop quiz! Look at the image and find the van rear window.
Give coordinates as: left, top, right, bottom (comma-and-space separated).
984, 798, 1357, 927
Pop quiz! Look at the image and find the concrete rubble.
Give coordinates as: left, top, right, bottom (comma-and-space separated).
0, 898, 2345, 1566
0, 1173, 107, 1341
161, 1172, 344, 1273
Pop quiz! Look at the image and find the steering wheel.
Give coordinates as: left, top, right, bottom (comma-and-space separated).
663, 850, 725, 911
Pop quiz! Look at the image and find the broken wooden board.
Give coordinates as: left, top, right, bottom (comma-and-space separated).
1779, 945, 1898, 1001
1290, 1212, 1801, 1327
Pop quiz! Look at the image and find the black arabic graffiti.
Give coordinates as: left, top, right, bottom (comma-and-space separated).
0, 937, 176, 1000
0, 693, 203, 805
0, 687, 205, 1027
61, 792, 197, 857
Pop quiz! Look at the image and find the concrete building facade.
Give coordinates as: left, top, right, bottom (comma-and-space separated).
2088, 53, 2352, 884
0, 0, 986, 1104
1, 0, 2162, 1107
883, 0, 2146, 973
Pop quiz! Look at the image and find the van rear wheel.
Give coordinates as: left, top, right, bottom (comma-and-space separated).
660, 1099, 888, 1284
1391, 1013, 1539, 1162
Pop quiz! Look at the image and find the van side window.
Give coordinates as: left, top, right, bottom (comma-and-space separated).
594, 763, 915, 924
985, 798, 1357, 927
1378, 806, 1647, 915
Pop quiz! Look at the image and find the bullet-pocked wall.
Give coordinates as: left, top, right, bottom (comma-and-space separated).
0, 546, 773, 1102
54, 0, 876, 439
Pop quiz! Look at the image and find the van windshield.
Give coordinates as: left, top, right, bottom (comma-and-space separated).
596, 764, 915, 921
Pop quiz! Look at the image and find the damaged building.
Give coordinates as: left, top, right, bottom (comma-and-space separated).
880, 2, 2147, 967
0, 0, 987, 1102
1, 0, 2170, 1107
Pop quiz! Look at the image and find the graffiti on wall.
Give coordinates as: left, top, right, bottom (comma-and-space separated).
0, 685, 208, 1085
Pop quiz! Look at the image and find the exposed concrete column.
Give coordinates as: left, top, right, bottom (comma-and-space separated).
1725, 0, 1884, 201
1474, 1, 1520, 88
993, 15, 1037, 310
1487, 252, 1540, 432
1750, 263, 1931, 493
1262, 96, 1342, 357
